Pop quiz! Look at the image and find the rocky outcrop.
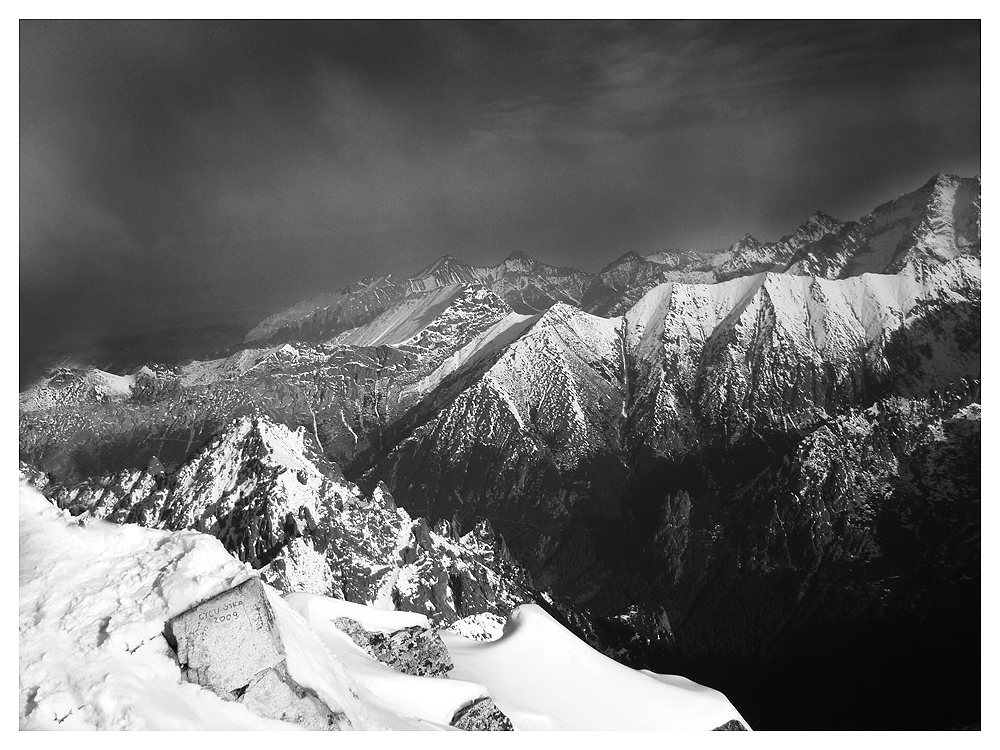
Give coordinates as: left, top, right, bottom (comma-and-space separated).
328, 616, 513, 730
332, 617, 454, 677
451, 697, 513, 731
712, 719, 748, 731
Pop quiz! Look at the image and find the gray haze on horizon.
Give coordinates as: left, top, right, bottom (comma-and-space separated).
20, 20, 980, 360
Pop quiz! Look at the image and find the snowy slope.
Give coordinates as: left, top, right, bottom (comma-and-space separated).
284, 594, 489, 727
330, 283, 471, 347
18, 484, 380, 730
623, 257, 981, 456
357, 302, 632, 582
402, 310, 541, 404
441, 604, 748, 730
244, 273, 411, 345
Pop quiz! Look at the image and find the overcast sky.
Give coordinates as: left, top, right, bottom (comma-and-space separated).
20, 20, 980, 359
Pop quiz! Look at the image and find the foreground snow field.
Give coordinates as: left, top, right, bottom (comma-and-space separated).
19, 483, 747, 730
441, 606, 749, 730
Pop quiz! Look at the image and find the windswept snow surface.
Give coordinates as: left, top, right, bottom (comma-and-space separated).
284, 593, 430, 633
17, 484, 414, 730
446, 612, 507, 641
441, 604, 749, 730
285, 594, 487, 728
18, 484, 294, 730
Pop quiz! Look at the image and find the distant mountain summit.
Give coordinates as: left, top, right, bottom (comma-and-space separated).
785, 173, 980, 278
714, 212, 844, 281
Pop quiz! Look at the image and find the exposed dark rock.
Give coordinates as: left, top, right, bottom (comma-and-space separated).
450, 697, 513, 731
333, 617, 454, 677
712, 719, 747, 731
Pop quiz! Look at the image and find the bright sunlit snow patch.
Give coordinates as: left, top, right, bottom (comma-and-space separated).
284, 593, 487, 728
284, 592, 430, 633
17, 484, 404, 730
446, 612, 506, 641
17, 483, 295, 730
441, 603, 750, 730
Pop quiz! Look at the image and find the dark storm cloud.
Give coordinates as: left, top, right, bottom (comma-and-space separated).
20, 20, 980, 361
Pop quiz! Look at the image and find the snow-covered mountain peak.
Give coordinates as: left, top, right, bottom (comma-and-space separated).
782, 173, 981, 280
730, 233, 762, 252
799, 210, 842, 237
204, 413, 335, 480
500, 250, 539, 271
597, 251, 645, 273
19, 367, 137, 412
414, 254, 466, 280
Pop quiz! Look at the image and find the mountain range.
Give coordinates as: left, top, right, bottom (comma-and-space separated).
19, 173, 981, 729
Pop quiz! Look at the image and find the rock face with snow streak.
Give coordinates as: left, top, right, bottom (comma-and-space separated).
714, 212, 844, 281
353, 302, 630, 589
785, 174, 980, 279
45, 414, 533, 625
332, 618, 454, 677
244, 251, 592, 347
622, 257, 981, 465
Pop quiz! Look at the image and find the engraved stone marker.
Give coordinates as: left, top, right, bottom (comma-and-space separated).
165, 577, 285, 696
164, 577, 348, 729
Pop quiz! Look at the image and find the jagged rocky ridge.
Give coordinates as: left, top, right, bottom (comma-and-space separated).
19, 173, 981, 728
41, 415, 532, 625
